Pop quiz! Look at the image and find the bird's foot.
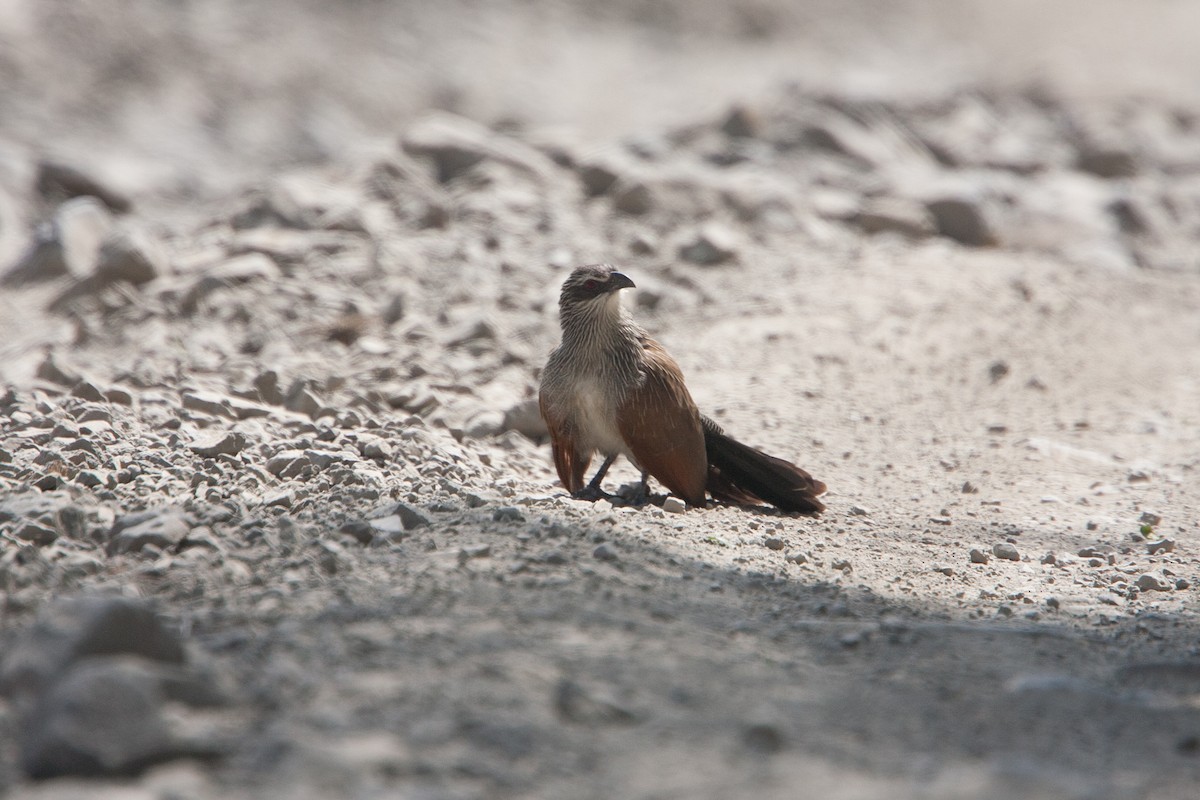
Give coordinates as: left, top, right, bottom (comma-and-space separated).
572, 485, 614, 502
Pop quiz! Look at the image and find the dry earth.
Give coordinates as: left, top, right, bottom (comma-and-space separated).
1, 2, 1199, 799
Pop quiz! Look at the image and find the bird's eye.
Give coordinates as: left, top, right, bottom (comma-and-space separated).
582, 279, 600, 291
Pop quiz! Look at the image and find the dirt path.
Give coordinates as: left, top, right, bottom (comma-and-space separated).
2, 2, 1199, 798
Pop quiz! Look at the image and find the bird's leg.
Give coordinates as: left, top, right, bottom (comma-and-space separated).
573, 455, 617, 501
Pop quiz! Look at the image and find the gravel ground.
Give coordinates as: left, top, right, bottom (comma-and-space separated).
1, 2, 1199, 798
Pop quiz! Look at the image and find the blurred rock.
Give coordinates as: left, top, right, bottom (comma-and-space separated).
3, 197, 114, 284
401, 111, 555, 184
992, 542, 1021, 561
370, 501, 430, 531
94, 225, 167, 286
35, 160, 132, 213
555, 678, 636, 725
1076, 146, 1139, 179
1135, 573, 1171, 592
926, 196, 996, 246
855, 197, 936, 238
502, 398, 548, 441
35, 352, 83, 387
720, 104, 762, 139
678, 223, 740, 264
255, 370, 286, 405
107, 509, 193, 555
579, 161, 621, 197
189, 431, 247, 457
0, 596, 185, 699
20, 657, 174, 778
612, 179, 653, 215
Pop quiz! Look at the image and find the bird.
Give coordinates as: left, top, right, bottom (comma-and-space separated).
538, 264, 825, 514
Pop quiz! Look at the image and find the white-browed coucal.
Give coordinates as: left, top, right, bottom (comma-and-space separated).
539, 264, 825, 513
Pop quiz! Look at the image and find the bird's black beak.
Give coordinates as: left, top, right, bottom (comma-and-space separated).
609, 272, 635, 291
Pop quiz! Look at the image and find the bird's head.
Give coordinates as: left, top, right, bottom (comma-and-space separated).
558, 264, 635, 316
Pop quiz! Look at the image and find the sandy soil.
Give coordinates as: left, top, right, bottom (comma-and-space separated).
1, 2, 1199, 798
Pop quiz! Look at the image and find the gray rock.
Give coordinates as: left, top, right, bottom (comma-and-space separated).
13, 519, 58, 545
0, 596, 185, 699
284, 382, 324, 419
445, 316, 497, 349
69, 380, 107, 402
20, 657, 173, 778
662, 496, 686, 514
969, 548, 991, 564
554, 678, 636, 725
720, 104, 761, 138
107, 510, 193, 555
17, 656, 220, 780
1135, 573, 1171, 592
1076, 146, 1138, 178
305, 448, 358, 469
359, 438, 393, 460
35, 160, 132, 213
593, 543, 617, 561
742, 722, 785, 754
1146, 538, 1175, 555
369, 501, 431, 531
55, 196, 115, 279
94, 226, 167, 286
3, 197, 113, 285
493, 506, 525, 523
678, 223, 740, 265
459, 543, 492, 560
926, 196, 995, 246
189, 431, 247, 457
254, 370, 285, 405
382, 293, 407, 325
263, 490, 294, 508
181, 390, 232, 418
992, 542, 1021, 561
612, 180, 653, 215
579, 162, 620, 197
464, 410, 504, 439
337, 521, 375, 545
401, 111, 555, 183
764, 537, 785, 551
266, 450, 308, 479
855, 197, 936, 239
502, 398, 548, 441
205, 252, 282, 284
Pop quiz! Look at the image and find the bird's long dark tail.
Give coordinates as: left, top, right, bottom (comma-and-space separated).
702, 416, 826, 514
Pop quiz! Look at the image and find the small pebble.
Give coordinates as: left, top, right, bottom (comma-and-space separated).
969, 548, 990, 564
662, 496, 686, 514
1134, 573, 1171, 592
992, 542, 1020, 561
593, 543, 617, 562
763, 537, 785, 551
459, 544, 491, 561
1146, 539, 1175, 555
492, 506, 525, 523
